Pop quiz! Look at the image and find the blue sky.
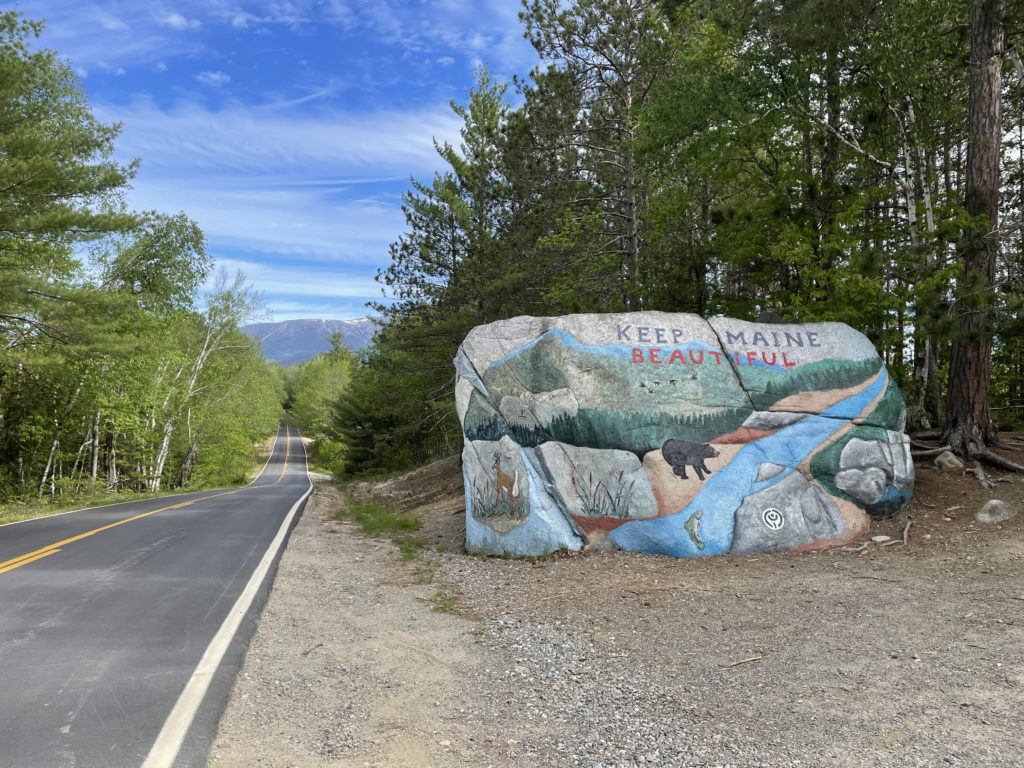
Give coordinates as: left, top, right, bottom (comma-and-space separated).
26, 1, 538, 321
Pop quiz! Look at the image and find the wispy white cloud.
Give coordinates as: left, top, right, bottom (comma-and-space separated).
213, 258, 382, 298
160, 12, 202, 30
210, 257, 388, 320
93, 97, 458, 267
195, 70, 231, 86
36, 6, 204, 70
260, 300, 383, 322
98, 13, 131, 32
34, 0, 536, 78
29, 0, 539, 322
96, 98, 462, 177
126, 179, 405, 264
229, 11, 259, 28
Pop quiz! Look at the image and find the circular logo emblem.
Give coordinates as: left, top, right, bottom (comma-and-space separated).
762, 508, 785, 531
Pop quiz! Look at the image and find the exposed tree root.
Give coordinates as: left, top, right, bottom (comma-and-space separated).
971, 448, 1024, 473
964, 462, 996, 489
940, 424, 1024, 474
911, 445, 953, 458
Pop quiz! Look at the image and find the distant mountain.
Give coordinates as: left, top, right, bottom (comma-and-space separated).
243, 318, 377, 366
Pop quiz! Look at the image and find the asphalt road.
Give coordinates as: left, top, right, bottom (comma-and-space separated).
0, 424, 312, 768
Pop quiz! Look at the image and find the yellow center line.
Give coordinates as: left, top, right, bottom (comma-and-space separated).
1, 426, 294, 576
0, 549, 59, 574
272, 428, 291, 486
0, 488, 242, 575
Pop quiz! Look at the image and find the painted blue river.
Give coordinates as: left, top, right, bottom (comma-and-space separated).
610, 368, 890, 557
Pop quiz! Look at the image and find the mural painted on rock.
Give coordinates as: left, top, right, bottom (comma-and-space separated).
455, 312, 914, 558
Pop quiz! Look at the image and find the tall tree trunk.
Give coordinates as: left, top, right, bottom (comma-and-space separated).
38, 439, 59, 498
905, 99, 940, 429
177, 440, 198, 488
944, 0, 1004, 455
38, 383, 83, 497
90, 411, 101, 484
105, 428, 119, 490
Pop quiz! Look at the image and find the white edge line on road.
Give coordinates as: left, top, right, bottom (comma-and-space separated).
0, 424, 286, 529
141, 427, 312, 768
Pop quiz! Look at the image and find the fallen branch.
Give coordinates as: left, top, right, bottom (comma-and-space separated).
722, 656, 763, 669
849, 574, 903, 583
879, 520, 909, 547
301, 643, 324, 657
839, 542, 869, 552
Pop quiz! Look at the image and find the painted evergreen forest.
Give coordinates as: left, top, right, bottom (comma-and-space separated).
335, 0, 1024, 476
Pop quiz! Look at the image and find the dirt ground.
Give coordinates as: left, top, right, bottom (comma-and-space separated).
207, 438, 1024, 768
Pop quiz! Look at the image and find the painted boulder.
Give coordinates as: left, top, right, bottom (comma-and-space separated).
455, 312, 913, 558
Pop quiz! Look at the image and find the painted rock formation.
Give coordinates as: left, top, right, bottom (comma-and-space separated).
455, 312, 913, 558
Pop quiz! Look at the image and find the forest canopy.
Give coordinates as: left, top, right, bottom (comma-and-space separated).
0, 11, 284, 508
335, 0, 1024, 476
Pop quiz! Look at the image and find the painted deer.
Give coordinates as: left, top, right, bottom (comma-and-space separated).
491, 454, 520, 512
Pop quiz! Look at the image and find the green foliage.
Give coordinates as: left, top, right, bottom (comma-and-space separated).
288, 337, 356, 439
0, 11, 285, 505
335, 495, 424, 560
0, 10, 140, 355
308, 438, 347, 477
333, 309, 470, 476
337, 0, 1021, 470
98, 212, 211, 314
431, 590, 460, 613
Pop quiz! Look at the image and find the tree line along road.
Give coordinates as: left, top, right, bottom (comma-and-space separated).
0, 424, 312, 768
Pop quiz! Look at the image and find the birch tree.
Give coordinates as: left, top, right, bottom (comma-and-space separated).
147, 272, 265, 491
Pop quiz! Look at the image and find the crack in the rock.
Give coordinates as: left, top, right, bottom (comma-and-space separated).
705, 318, 759, 414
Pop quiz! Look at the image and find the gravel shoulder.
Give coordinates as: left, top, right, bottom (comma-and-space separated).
208, 447, 1024, 768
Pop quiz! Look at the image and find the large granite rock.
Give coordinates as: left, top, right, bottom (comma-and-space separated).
455, 312, 913, 557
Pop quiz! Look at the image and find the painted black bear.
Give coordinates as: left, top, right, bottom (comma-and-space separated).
662, 439, 720, 482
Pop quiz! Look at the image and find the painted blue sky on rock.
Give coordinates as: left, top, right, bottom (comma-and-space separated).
28, 1, 537, 320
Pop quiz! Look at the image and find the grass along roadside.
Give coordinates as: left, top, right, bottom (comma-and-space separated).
333, 489, 459, 612
0, 487, 189, 526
